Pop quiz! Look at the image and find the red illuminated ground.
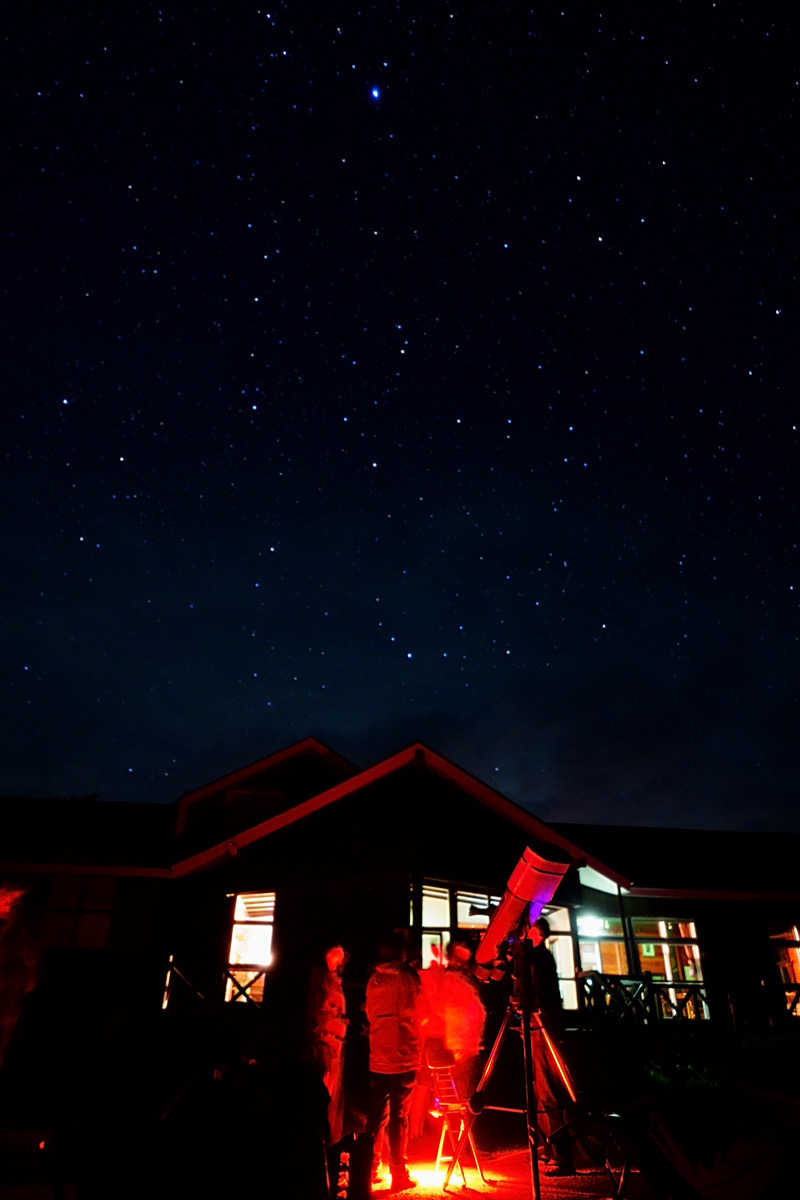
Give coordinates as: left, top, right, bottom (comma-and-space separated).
365, 1126, 655, 1200
371, 1146, 648, 1199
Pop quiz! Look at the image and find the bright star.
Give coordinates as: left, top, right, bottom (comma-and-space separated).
370, 86, 381, 100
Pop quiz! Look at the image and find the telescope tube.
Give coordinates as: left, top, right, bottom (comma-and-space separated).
474, 846, 570, 974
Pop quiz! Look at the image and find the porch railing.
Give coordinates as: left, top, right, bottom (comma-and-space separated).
578, 971, 711, 1024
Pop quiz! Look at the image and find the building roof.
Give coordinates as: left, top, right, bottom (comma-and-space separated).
0, 794, 174, 871
169, 741, 610, 879
0, 742, 598, 881
553, 821, 800, 900
3, 741, 797, 903
173, 735, 358, 849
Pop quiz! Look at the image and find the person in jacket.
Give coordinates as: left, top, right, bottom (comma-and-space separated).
421, 941, 486, 1101
308, 943, 349, 1147
439, 941, 486, 1099
363, 932, 424, 1193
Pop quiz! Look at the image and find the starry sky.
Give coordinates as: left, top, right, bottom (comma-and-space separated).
3, 2, 797, 831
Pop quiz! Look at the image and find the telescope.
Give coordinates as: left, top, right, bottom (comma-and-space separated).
448, 846, 573, 1198
474, 845, 570, 981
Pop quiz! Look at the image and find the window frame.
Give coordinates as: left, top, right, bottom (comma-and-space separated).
629, 916, 709, 1021
224, 890, 276, 1005
576, 913, 630, 978
411, 879, 577, 1008
413, 879, 502, 969
769, 923, 800, 1018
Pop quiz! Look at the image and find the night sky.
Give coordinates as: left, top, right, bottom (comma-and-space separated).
3, 3, 797, 831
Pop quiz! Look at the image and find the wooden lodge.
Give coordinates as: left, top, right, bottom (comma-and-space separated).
2, 736, 800, 1192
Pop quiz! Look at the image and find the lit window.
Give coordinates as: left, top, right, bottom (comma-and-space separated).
541, 905, 571, 934
415, 882, 501, 967
414, 882, 573, 990
772, 925, 800, 983
419, 885, 451, 969
422, 885, 450, 928
770, 924, 800, 1017
456, 890, 502, 928
631, 917, 708, 1019
224, 891, 275, 1004
577, 914, 629, 975
422, 930, 448, 969
542, 905, 577, 1009
631, 918, 703, 982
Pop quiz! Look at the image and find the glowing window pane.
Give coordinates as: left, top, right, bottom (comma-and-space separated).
229, 922, 273, 966
632, 917, 697, 940
422, 885, 450, 927
542, 905, 571, 933
559, 980, 578, 1010
640, 940, 703, 982
577, 915, 623, 938
579, 939, 628, 975
456, 890, 493, 928
769, 927, 800, 982
548, 933, 575, 980
421, 931, 446, 969
225, 892, 275, 1004
772, 931, 800, 985
599, 941, 628, 974
234, 892, 275, 921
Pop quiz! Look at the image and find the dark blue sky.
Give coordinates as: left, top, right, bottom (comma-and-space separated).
2, 2, 797, 830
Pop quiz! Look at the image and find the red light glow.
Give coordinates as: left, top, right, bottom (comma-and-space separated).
0, 886, 25, 919
370, 1166, 450, 1192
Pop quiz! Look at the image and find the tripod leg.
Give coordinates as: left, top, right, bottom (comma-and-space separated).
520, 1003, 542, 1200
474, 1004, 514, 1095
537, 1016, 578, 1104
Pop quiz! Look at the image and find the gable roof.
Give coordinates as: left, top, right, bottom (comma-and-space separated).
174, 736, 358, 835
3, 746, 797, 903
0, 743, 631, 887
170, 742, 630, 882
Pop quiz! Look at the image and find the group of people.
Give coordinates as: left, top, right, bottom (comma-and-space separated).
307, 914, 575, 1197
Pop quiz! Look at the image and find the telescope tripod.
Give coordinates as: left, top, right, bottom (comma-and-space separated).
442, 993, 577, 1198
443, 998, 640, 1199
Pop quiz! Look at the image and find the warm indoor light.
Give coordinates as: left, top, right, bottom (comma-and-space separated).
228, 921, 273, 966
224, 891, 276, 1003
577, 914, 605, 938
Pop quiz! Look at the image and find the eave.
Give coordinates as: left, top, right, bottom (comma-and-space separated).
1, 743, 632, 887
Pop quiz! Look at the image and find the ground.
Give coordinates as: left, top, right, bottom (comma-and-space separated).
373, 1148, 641, 1198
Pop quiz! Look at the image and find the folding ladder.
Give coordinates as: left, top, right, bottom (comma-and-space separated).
426, 1048, 489, 1187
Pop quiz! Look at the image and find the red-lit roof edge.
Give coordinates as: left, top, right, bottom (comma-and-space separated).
169, 742, 633, 885
174, 735, 355, 834
5, 745, 800, 899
